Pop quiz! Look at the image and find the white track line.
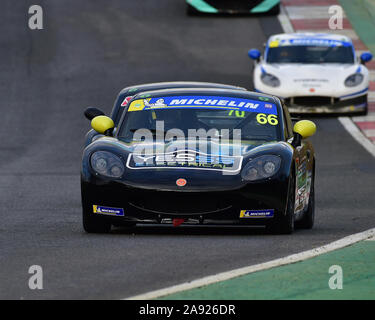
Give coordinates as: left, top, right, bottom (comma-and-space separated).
363, 129, 375, 137
285, 5, 346, 20
352, 113, 375, 122
126, 228, 375, 300
125, 3, 375, 301
368, 91, 375, 101
339, 117, 375, 157
278, 5, 294, 33
295, 29, 359, 39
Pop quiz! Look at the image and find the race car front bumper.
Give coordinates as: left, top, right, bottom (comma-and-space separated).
81, 177, 289, 226
285, 94, 368, 114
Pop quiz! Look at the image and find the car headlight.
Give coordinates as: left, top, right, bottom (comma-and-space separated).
261, 73, 281, 87
344, 73, 364, 87
241, 155, 281, 181
90, 151, 125, 178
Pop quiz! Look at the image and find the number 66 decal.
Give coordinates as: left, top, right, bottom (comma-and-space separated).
256, 113, 279, 126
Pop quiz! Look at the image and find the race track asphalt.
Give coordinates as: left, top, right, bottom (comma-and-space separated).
1, 0, 375, 299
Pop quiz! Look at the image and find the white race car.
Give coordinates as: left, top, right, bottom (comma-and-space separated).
248, 33, 373, 115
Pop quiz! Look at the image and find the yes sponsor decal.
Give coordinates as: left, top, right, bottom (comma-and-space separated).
128, 96, 277, 115
240, 209, 274, 218
127, 149, 243, 173
93, 205, 125, 216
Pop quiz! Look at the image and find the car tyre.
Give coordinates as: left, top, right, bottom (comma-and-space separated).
267, 174, 295, 234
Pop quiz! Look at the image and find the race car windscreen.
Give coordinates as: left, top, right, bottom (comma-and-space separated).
118, 96, 281, 144
267, 45, 354, 64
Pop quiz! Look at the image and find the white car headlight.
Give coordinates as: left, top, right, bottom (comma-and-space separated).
90, 151, 125, 178
241, 155, 281, 181
344, 73, 364, 87
261, 73, 281, 87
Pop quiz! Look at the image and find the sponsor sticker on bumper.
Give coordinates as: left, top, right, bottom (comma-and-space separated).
93, 205, 124, 216
240, 209, 274, 218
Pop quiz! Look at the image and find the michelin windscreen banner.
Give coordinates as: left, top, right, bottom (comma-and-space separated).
128, 96, 278, 115
270, 38, 351, 47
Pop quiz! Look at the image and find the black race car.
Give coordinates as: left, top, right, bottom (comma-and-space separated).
81, 86, 316, 234
186, 0, 280, 15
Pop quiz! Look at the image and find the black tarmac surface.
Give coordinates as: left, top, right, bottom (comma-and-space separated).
1, 0, 375, 299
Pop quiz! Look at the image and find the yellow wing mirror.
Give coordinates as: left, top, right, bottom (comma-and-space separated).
91, 115, 115, 135
293, 120, 316, 139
